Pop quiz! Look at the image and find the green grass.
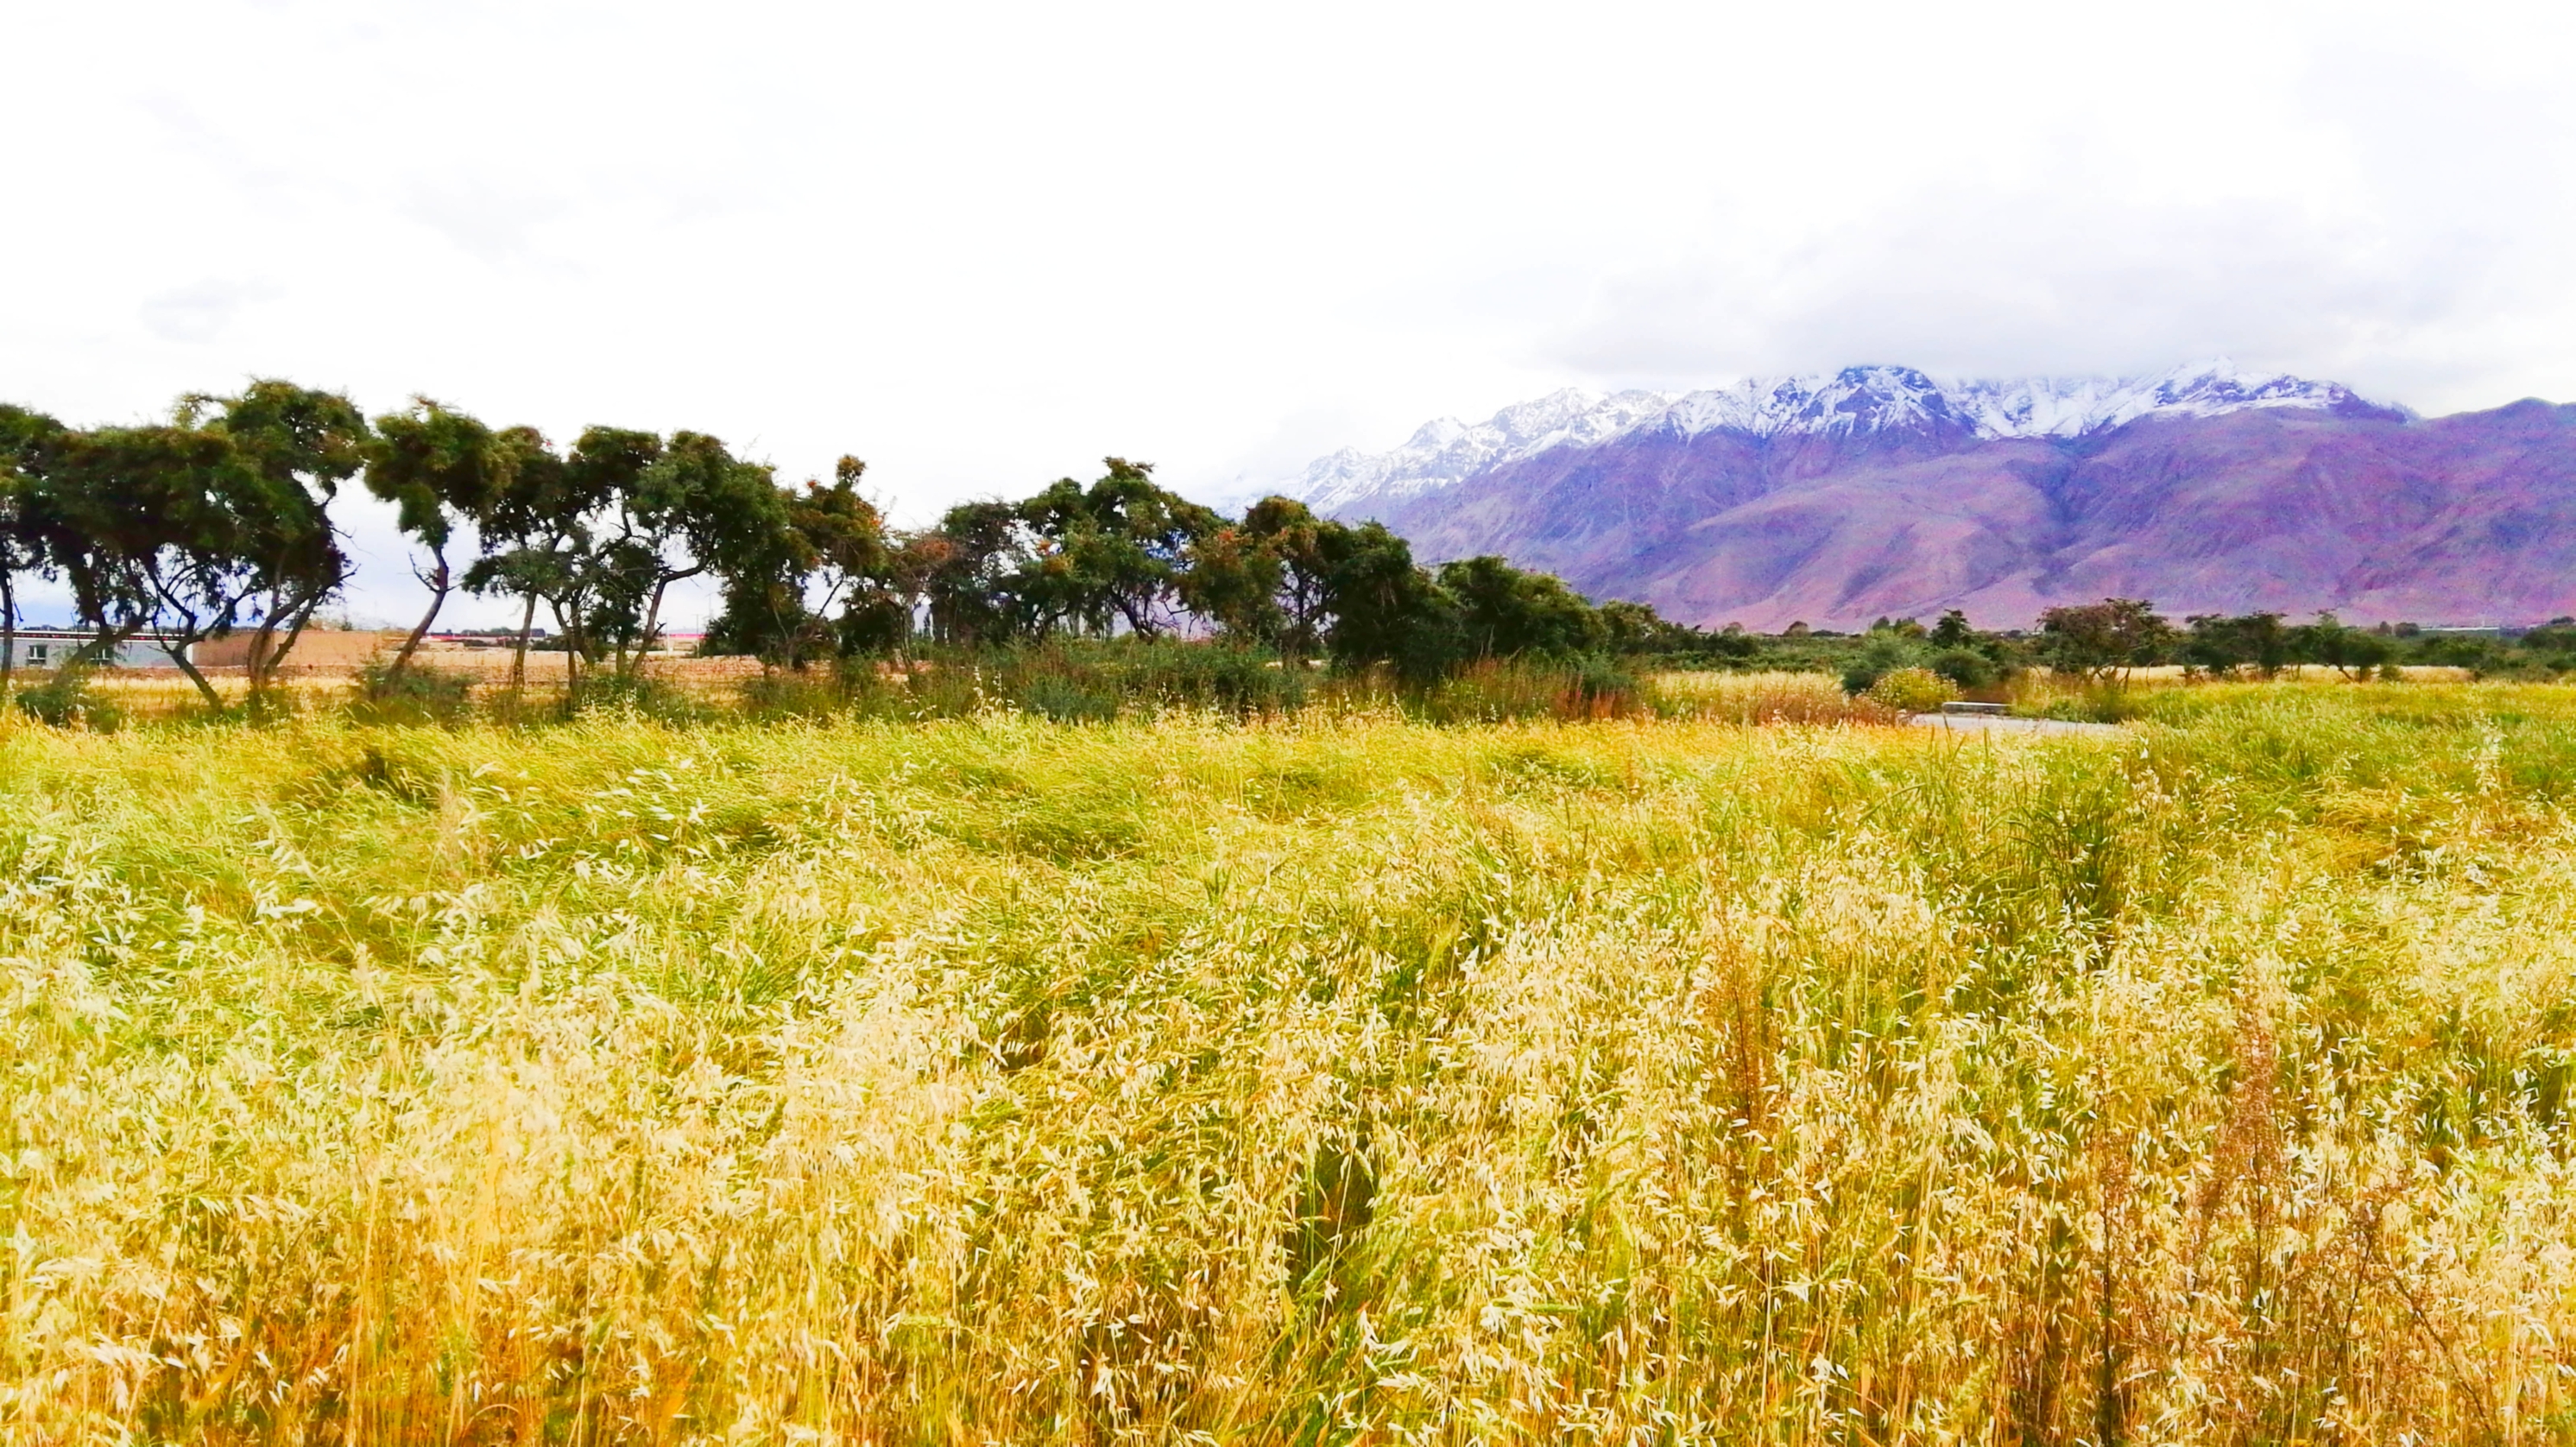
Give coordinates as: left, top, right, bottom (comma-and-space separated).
4, 682, 2576, 1442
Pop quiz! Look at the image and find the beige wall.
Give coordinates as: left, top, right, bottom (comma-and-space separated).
192, 629, 402, 671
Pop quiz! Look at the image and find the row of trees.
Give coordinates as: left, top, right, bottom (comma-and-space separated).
2035, 599, 2406, 679
1, 383, 363, 707
1838, 601, 2459, 696
9, 381, 2554, 713
0, 382, 1691, 710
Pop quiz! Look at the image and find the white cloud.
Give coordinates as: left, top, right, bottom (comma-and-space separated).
3, 0, 2573, 626
139, 279, 270, 344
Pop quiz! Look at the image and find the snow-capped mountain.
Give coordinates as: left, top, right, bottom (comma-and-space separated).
1287, 389, 1676, 515
1267, 363, 2576, 630
1285, 363, 2402, 515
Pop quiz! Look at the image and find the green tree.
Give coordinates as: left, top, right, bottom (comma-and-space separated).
2181, 611, 2289, 679
2518, 622, 2576, 676
1019, 459, 1218, 638
1318, 521, 1457, 679
1841, 634, 1923, 695
363, 399, 513, 680
1177, 520, 1284, 646
1927, 647, 1997, 690
556, 427, 666, 685
1244, 497, 1337, 663
199, 382, 369, 710
0, 458, 25, 695
464, 426, 658, 696
41, 384, 363, 712
597, 430, 792, 679
2288, 612, 2396, 679
1595, 600, 1667, 653
0, 405, 69, 695
801, 471, 910, 660
459, 427, 572, 693
707, 456, 906, 667
2038, 598, 2173, 681
1929, 609, 1975, 648
1180, 496, 1348, 661
919, 500, 1032, 646
1436, 554, 1606, 658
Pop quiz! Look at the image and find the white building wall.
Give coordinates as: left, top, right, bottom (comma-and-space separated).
8, 631, 184, 669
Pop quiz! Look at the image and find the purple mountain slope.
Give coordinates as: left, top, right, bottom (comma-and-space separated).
1285, 365, 2576, 629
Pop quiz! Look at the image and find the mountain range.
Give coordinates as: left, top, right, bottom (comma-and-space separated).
1278, 363, 2576, 630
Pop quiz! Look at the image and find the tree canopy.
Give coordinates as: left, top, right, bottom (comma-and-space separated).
0, 383, 1796, 707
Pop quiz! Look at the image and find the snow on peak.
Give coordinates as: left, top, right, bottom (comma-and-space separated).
1662, 365, 1966, 439
1944, 362, 2393, 439
1283, 363, 2397, 512
1290, 386, 1674, 514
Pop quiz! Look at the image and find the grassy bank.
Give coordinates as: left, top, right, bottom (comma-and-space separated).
15, 654, 1878, 730
5, 685, 2576, 1441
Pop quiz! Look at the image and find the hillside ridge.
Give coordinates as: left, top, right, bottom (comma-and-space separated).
1280, 366, 2573, 629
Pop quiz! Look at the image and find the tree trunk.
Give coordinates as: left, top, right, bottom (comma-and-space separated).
388, 549, 451, 680
243, 617, 282, 715
166, 636, 226, 711
276, 604, 323, 679
511, 592, 537, 693
1, 565, 15, 699
630, 579, 670, 681
249, 591, 327, 716
554, 598, 584, 702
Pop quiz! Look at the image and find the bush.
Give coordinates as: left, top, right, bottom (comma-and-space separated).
1866, 666, 1957, 714
738, 668, 851, 721
10, 665, 122, 730
1928, 646, 1997, 691
1014, 672, 1119, 723
1558, 654, 1639, 718
354, 660, 474, 724
1133, 643, 1307, 716
569, 670, 710, 723
1840, 635, 1920, 696
1403, 658, 1639, 724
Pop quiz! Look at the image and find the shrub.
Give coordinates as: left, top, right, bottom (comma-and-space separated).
569, 670, 709, 723
1928, 646, 1998, 691
10, 665, 121, 730
1840, 635, 1920, 695
1407, 659, 1636, 724
1866, 666, 1957, 714
354, 660, 473, 724
1014, 672, 1119, 723
1557, 654, 1639, 718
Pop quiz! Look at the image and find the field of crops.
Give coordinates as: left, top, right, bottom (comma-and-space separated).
7, 682, 2576, 1443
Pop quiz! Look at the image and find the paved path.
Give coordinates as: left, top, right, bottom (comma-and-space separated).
1907, 712, 2127, 737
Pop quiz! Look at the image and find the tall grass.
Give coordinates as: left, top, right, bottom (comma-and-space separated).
3, 685, 2576, 1441
36, 651, 1897, 731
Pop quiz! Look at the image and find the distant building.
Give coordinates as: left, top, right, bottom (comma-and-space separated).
192, 629, 401, 671
430, 629, 551, 648
6, 628, 185, 670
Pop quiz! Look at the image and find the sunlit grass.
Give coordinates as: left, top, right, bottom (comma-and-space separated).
1645, 667, 1880, 724
4, 684, 2576, 1441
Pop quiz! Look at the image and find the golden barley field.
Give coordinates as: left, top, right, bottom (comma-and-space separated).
6, 682, 2576, 1443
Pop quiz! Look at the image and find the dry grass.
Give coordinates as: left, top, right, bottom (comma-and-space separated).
4, 685, 2576, 1442
1650, 669, 1891, 724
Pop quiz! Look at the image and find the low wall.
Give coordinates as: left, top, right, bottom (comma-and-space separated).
191, 629, 403, 671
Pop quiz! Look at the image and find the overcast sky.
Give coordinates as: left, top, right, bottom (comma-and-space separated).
7, 0, 2574, 626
